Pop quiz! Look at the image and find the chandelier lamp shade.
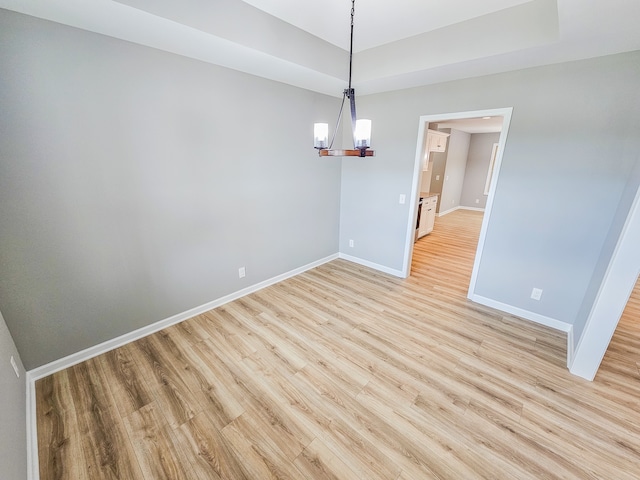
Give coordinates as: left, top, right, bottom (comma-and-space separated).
314, 0, 374, 157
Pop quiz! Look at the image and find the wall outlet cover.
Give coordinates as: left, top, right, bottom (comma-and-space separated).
531, 288, 543, 300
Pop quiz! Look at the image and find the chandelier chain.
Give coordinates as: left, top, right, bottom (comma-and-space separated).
347, 0, 355, 92
351, 0, 355, 29
346, 0, 357, 146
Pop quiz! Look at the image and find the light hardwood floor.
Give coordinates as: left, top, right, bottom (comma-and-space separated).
36, 210, 640, 479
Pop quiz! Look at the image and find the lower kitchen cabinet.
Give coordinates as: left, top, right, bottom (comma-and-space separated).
418, 195, 438, 237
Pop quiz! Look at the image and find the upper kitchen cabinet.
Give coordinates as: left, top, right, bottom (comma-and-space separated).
427, 129, 450, 152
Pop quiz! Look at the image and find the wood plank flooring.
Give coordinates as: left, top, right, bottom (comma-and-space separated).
36, 210, 640, 479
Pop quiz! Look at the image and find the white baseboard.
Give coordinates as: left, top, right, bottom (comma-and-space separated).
25, 376, 38, 480
338, 253, 405, 278
438, 205, 485, 217
459, 206, 485, 212
438, 206, 459, 217
28, 253, 339, 381
566, 326, 574, 368
469, 294, 572, 333
25, 253, 338, 480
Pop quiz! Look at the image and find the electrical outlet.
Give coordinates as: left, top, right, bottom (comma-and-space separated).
238, 267, 246, 278
436, 175, 440, 181
531, 288, 543, 301
399, 194, 406, 204
349, 239, 354, 248
475, 199, 480, 204
10, 356, 19, 378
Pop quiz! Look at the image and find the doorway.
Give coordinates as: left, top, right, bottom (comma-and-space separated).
402, 108, 513, 303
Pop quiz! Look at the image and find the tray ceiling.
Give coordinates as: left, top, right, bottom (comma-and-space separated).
1, 0, 639, 96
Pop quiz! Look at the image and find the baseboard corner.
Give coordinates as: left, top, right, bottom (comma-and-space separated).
338, 253, 405, 278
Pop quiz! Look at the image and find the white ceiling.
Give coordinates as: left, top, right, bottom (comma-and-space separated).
1, 0, 640, 97
240, 0, 534, 52
437, 117, 504, 135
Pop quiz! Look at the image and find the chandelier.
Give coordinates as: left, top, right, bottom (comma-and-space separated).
314, 0, 374, 157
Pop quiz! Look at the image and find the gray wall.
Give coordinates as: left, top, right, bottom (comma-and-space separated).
461, 133, 501, 209
419, 166, 432, 194
573, 156, 640, 348
440, 129, 471, 214
342, 51, 640, 325
429, 149, 448, 213
0, 309, 27, 480
0, 10, 342, 369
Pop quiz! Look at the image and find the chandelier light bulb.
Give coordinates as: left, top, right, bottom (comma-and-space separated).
354, 119, 371, 149
314, 123, 329, 149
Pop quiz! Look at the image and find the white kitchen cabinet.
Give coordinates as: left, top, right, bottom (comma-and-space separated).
418, 195, 438, 237
427, 130, 449, 153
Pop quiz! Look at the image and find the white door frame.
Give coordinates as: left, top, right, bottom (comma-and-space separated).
569, 184, 640, 380
401, 107, 513, 284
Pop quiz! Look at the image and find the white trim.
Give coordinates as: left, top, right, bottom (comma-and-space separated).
566, 326, 574, 369
27, 253, 338, 381
570, 185, 640, 381
459, 206, 485, 213
467, 109, 513, 299
484, 143, 499, 195
339, 253, 405, 278
438, 205, 460, 217
400, 120, 430, 278
402, 108, 513, 281
438, 205, 485, 217
26, 373, 38, 480
470, 294, 572, 332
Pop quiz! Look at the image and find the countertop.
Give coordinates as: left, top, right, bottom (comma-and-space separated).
420, 192, 439, 199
